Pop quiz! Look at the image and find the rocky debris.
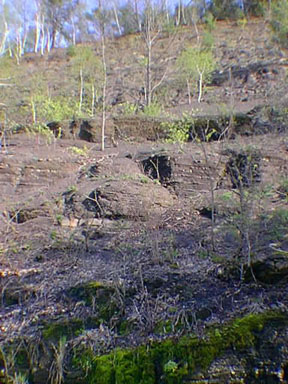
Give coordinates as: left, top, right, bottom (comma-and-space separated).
210, 60, 285, 86
1, 279, 36, 307
251, 254, 288, 284
63, 177, 174, 221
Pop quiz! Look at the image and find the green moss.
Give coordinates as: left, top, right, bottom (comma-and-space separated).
88, 348, 155, 384
42, 318, 84, 342
74, 311, 287, 384
68, 281, 120, 323
118, 319, 135, 336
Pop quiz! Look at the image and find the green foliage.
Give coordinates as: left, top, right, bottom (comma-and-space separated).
267, 208, 288, 241
122, 102, 138, 116
278, 178, 288, 201
13, 372, 29, 384
219, 191, 234, 202
177, 47, 216, 102
201, 31, 214, 51
162, 114, 192, 144
203, 12, 216, 32
243, 0, 265, 16
66, 44, 77, 57
68, 145, 89, 157
70, 46, 103, 80
74, 311, 287, 384
141, 102, 162, 117
237, 16, 248, 28
36, 95, 77, 122
177, 47, 215, 80
42, 319, 84, 343
68, 281, 121, 324
270, 0, 288, 48
28, 123, 55, 144
118, 3, 139, 35
209, 0, 241, 19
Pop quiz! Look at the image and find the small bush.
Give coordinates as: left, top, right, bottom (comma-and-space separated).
162, 115, 192, 144
141, 102, 162, 117
270, 0, 288, 48
122, 102, 138, 116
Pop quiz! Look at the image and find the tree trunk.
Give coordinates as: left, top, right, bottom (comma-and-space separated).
198, 71, 203, 103
113, 3, 122, 35
146, 40, 152, 106
134, 0, 142, 32
186, 79, 191, 105
71, 18, 76, 45
0, 20, 8, 55
34, 12, 40, 53
31, 98, 36, 124
91, 83, 95, 117
101, 33, 107, 151
79, 68, 83, 115
40, 16, 45, 55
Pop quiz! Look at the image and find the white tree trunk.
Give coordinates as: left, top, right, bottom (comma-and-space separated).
198, 71, 203, 103
46, 27, 51, 52
0, 20, 9, 55
113, 2, 121, 35
40, 16, 45, 55
71, 18, 76, 45
101, 33, 107, 152
187, 79, 191, 105
34, 12, 40, 52
91, 83, 95, 116
79, 68, 83, 114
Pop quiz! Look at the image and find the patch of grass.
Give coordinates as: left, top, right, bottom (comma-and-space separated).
68, 145, 89, 157
42, 318, 84, 343
141, 102, 163, 117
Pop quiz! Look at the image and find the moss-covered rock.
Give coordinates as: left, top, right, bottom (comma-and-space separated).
42, 318, 84, 342
67, 281, 121, 323
74, 311, 288, 384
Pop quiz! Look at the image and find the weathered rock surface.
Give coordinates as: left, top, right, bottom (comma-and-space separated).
63, 177, 174, 221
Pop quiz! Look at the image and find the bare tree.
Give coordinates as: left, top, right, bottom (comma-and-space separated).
92, 1, 108, 151
142, 0, 177, 106
0, 0, 9, 55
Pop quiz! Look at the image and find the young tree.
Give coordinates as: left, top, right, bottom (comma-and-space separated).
98, 0, 108, 151
141, 0, 177, 106
209, 0, 240, 19
118, 1, 139, 35
87, 1, 109, 150
177, 47, 216, 103
70, 46, 103, 116
270, 0, 288, 48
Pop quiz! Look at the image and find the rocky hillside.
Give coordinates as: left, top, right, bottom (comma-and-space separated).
0, 18, 288, 384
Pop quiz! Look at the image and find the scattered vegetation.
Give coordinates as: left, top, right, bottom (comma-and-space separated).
1, 3, 288, 383
270, 0, 288, 48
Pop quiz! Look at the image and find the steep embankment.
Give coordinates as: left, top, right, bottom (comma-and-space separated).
0, 18, 288, 384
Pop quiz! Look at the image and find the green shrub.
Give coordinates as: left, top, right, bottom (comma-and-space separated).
122, 102, 138, 116
141, 102, 162, 117
162, 114, 192, 144
202, 32, 215, 51
203, 12, 216, 32
270, 0, 288, 48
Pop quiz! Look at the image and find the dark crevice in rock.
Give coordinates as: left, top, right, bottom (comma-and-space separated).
79, 120, 95, 142
135, 150, 173, 185
226, 149, 262, 188
141, 155, 172, 184
82, 190, 103, 216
